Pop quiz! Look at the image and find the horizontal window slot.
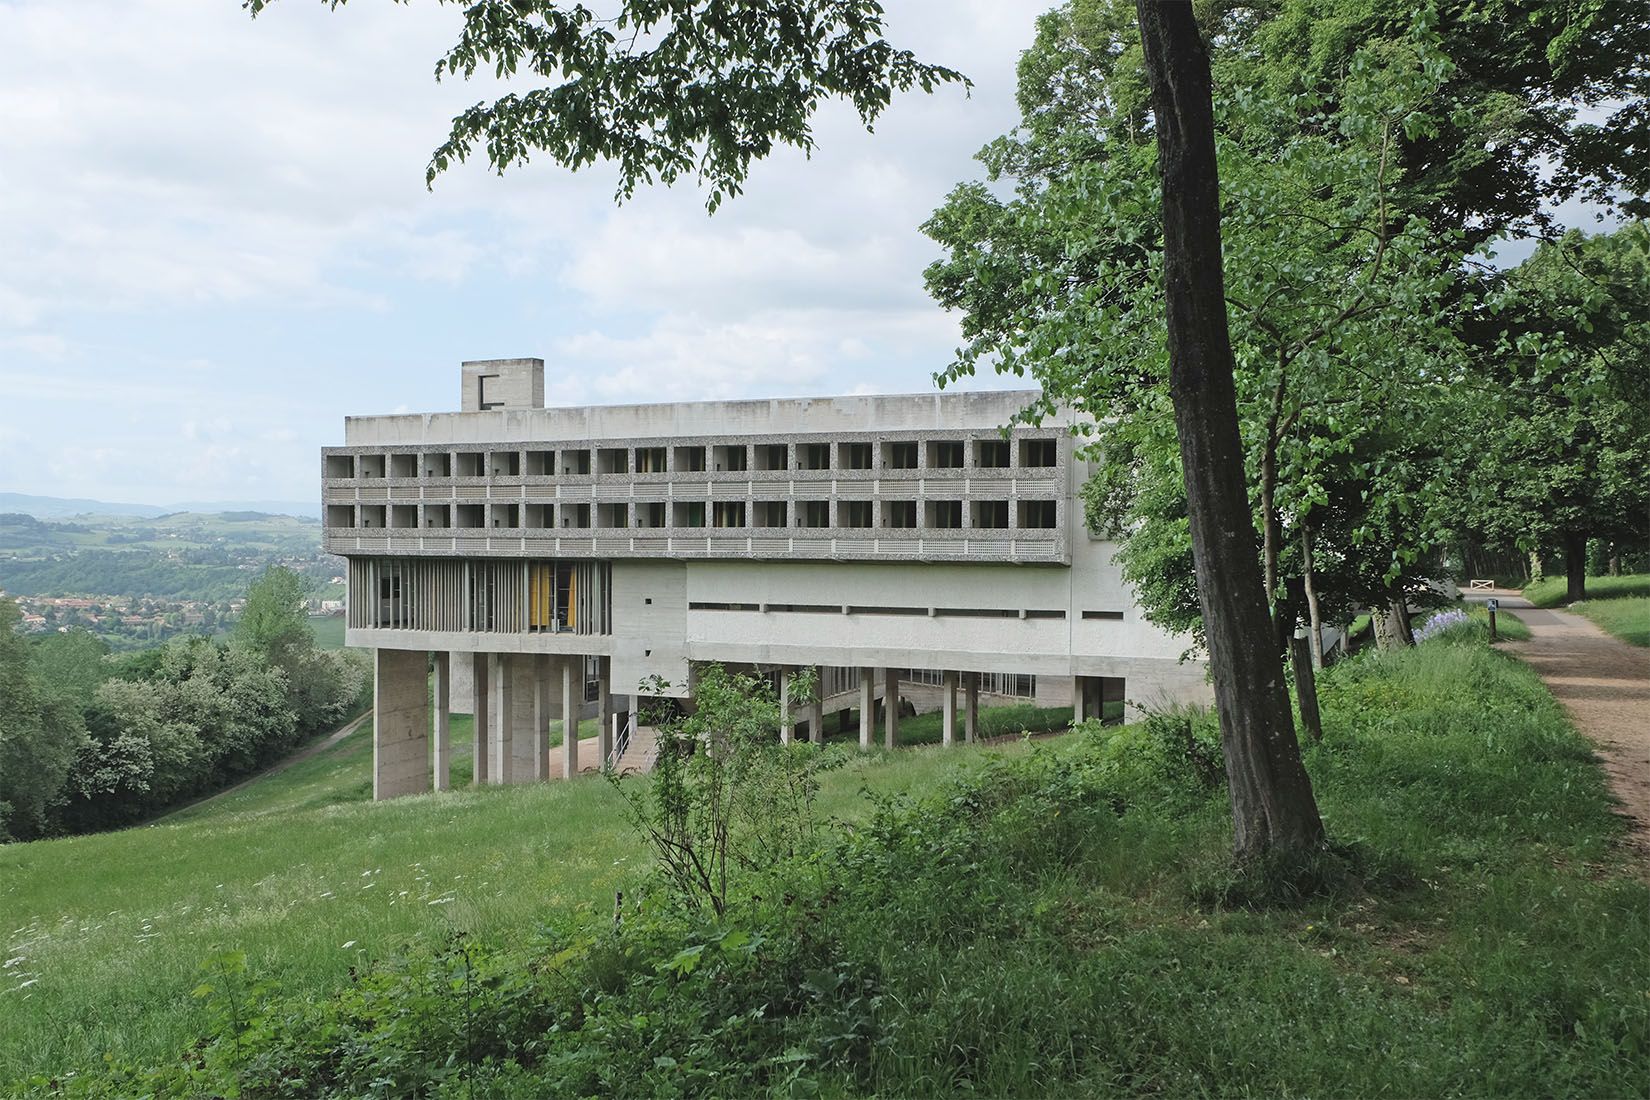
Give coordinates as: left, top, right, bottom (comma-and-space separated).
1082, 610, 1126, 621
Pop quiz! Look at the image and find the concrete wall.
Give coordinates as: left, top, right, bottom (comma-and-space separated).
610, 560, 691, 697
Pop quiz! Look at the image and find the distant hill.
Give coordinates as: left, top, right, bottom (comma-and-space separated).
0, 491, 319, 521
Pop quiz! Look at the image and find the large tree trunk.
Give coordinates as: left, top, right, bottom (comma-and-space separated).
1564, 529, 1588, 603
1135, 0, 1324, 861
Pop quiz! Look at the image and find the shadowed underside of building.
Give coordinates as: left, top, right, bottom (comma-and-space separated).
324, 359, 1211, 799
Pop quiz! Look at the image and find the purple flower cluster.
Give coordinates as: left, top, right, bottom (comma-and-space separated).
1415, 608, 1470, 642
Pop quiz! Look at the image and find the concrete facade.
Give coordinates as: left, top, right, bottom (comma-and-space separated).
336, 359, 1211, 800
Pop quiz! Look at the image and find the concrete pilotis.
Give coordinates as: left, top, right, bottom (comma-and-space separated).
883, 667, 899, 749
808, 666, 823, 745
561, 656, 580, 776
942, 669, 958, 747
472, 652, 489, 787
533, 654, 552, 780
433, 651, 451, 791
508, 655, 537, 783
373, 648, 431, 800
1072, 676, 1087, 725
488, 653, 510, 785
964, 671, 979, 743
597, 658, 614, 766
858, 669, 875, 750
779, 666, 794, 745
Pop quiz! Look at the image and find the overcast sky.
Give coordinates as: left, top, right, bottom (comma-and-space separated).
0, 0, 1050, 508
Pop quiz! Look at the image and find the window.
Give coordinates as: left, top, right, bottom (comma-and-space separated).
635, 447, 667, 473
325, 504, 353, 527
491, 503, 520, 528
885, 441, 918, 469
422, 452, 452, 479
753, 500, 788, 527
389, 504, 418, 528
842, 442, 873, 469
1020, 438, 1057, 467
800, 443, 831, 470
424, 504, 451, 528
883, 500, 917, 528
524, 450, 553, 475
755, 444, 789, 471
712, 501, 746, 528
389, 453, 417, 478
523, 503, 551, 528
636, 502, 667, 528
560, 502, 590, 528
972, 500, 1009, 528
597, 503, 628, 528
927, 440, 964, 468
358, 454, 386, 478
561, 449, 591, 475
841, 500, 874, 528
455, 452, 484, 477
926, 500, 963, 528
324, 454, 354, 479
713, 445, 748, 472
799, 500, 830, 527
456, 504, 484, 528
673, 501, 706, 527
674, 445, 706, 472
597, 447, 629, 474
490, 451, 521, 476
975, 439, 1010, 468
1018, 500, 1057, 528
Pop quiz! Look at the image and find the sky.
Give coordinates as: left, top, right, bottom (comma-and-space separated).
0, 0, 1049, 509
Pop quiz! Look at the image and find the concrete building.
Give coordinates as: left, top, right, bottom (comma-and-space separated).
324, 358, 1210, 800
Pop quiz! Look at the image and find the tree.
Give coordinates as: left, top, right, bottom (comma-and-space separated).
0, 598, 89, 841
246, 0, 967, 209
1133, 1, 1323, 859
235, 565, 313, 673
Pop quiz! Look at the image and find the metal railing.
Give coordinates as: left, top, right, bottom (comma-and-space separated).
606, 712, 637, 771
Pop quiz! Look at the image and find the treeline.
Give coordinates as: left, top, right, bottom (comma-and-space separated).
0, 568, 368, 841
0, 550, 257, 601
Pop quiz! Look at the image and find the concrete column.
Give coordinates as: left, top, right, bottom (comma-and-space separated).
858, 668, 875, 751
561, 656, 580, 777
964, 671, 979, 744
533, 654, 552, 780
1072, 675, 1087, 725
433, 651, 451, 791
883, 667, 899, 750
471, 652, 489, 787
488, 652, 509, 785
808, 665, 823, 745
373, 648, 430, 801
509, 655, 536, 784
942, 669, 958, 748
779, 666, 794, 745
597, 657, 614, 766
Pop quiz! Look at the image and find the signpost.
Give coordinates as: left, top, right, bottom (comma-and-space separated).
1486, 598, 1499, 642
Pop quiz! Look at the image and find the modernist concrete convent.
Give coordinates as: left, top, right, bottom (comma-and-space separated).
324, 358, 1211, 800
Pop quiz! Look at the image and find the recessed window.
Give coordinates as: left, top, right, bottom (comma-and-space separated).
799, 500, 830, 527
800, 443, 831, 470
598, 503, 629, 528
926, 500, 963, 529
755, 444, 789, 471
1082, 610, 1126, 621
456, 504, 484, 528
674, 445, 706, 472
1018, 500, 1057, 528
490, 451, 521, 477
389, 504, 418, 528
389, 453, 417, 478
636, 502, 667, 528
712, 501, 746, 528
883, 500, 917, 528
491, 503, 520, 528
972, 500, 1009, 529
324, 454, 355, 479
928, 440, 964, 468
325, 504, 353, 527
358, 454, 386, 478
560, 503, 590, 528
422, 452, 452, 479
673, 501, 706, 528
524, 450, 554, 476
424, 504, 451, 528
358, 504, 387, 527
1020, 439, 1057, 467
841, 500, 874, 528
842, 442, 873, 470
561, 449, 591, 475
753, 500, 788, 527
975, 439, 1010, 468
455, 452, 485, 477
523, 503, 552, 528
885, 441, 918, 469
635, 447, 667, 473
597, 448, 629, 474
713, 445, 748, 472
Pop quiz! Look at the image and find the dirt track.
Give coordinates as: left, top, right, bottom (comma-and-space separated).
1479, 592, 1650, 870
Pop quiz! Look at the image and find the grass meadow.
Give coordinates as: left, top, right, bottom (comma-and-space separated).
1523, 572, 1650, 607
1572, 597, 1650, 647
0, 710, 1042, 1084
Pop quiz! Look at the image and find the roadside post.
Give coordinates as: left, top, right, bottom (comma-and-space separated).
1487, 598, 1499, 643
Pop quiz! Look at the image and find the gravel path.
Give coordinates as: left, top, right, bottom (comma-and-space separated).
1473, 591, 1650, 870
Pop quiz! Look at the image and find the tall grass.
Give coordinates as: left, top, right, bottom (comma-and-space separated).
1523, 573, 1650, 607
1572, 597, 1650, 647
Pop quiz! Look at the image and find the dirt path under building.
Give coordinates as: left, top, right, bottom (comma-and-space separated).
1475, 591, 1650, 871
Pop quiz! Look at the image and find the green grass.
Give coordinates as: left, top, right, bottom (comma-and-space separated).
307, 614, 351, 650
811, 701, 1078, 747
1523, 573, 1650, 607
1464, 600, 1531, 641
0, 704, 1054, 1083
1571, 596, 1650, 647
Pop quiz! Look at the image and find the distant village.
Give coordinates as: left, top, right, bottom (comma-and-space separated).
4, 580, 345, 647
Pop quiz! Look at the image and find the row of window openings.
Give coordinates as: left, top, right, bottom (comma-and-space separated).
689, 602, 1074, 620
328, 438, 1059, 480
336, 499, 1059, 531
